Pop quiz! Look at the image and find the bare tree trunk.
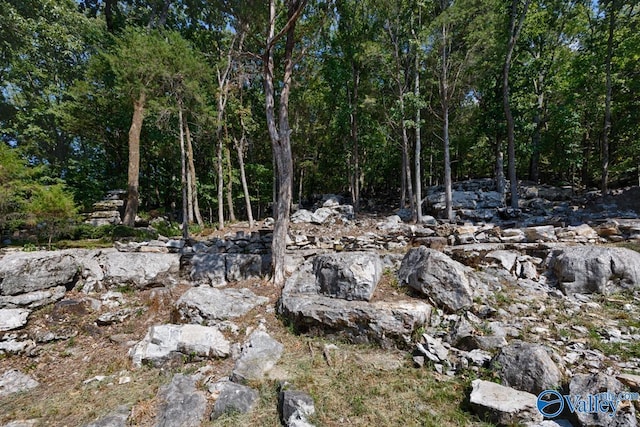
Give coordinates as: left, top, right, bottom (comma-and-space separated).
185, 121, 204, 226
602, 0, 616, 196
216, 132, 224, 229
441, 21, 453, 221
349, 66, 360, 214
414, 26, 423, 222
123, 91, 146, 227
529, 64, 544, 183
235, 133, 254, 227
225, 145, 236, 222
503, 0, 530, 210
264, 0, 305, 286
186, 127, 194, 224
178, 106, 189, 240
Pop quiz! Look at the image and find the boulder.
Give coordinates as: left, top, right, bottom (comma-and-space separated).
210, 380, 259, 420
291, 210, 314, 224
548, 246, 640, 295
0, 370, 39, 398
83, 405, 130, 427
469, 379, 542, 426
313, 252, 382, 301
398, 246, 476, 312
279, 386, 316, 427
0, 309, 30, 331
231, 329, 283, 383
155, 374, 208, 427
0, 286, 66, 309
279, 261, 431, 348
225, 254, 263, 282
188, 253, 226, 285
485, 250, 518, 272
92, 250, 179, 289
491, 341, 563, 395
173, 287, 268, 325
130, 324, 230, 367
525, 226, 557, 242
0, 250, 80, 296
311, 207, 335, 224
568, 373, 637, 427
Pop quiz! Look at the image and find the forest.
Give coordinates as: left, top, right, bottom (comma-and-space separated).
1, 0, 639, 238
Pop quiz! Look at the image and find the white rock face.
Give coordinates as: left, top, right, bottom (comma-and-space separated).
469, 379, 542, 425
231, 329, 284, 383
313, 252, 382, 301
0, 370, 39, 398
0, 308, 30, 331
174, 287, 268, 325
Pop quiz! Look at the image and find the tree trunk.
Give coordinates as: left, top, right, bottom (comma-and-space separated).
178, 106, 188, 240
441, 21, 453, 221
216, 134, 224, 229
235, 134, 254, 228
350, 65, 360, 214
225, 145, 236, 222
529, 68, 544, 183
264, 0, 305, 287
123, 91, 146, 227
602, 0, 616, 196
503, 0, 530, 210
185, 120, 204, 226
414, 29, 423, 222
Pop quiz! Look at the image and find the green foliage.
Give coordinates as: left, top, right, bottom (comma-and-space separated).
111, 225, 158, 242
25, 183, 78, 248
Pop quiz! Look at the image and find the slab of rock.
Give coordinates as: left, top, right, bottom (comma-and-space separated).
569, 373, 637, 427
130, 324, 230, 367
398, 246, 476, 312
0, 309, 30, 332
210, 380, 259, 420
291, 209, 314, 224
279, 386, 316, 427
188, 253, 226, 285
0, 286, 66, 309
231, 329, 283, 383
469, 379, 542, 425
0, 370, 39, 398
313, 252, 382, 301
90, 250, 179, 289
0, 251, 80, 296
1, 420, 39, 427
491, 341, 563, 395
525, 226, 557, 242
225, 254, 263, 282
485, 250, 518, 272
548, 246, 640, 295
156, 374, 208, 427
83, 405, 130, 427
173, 287, 268, 325
279, 262, 432, 348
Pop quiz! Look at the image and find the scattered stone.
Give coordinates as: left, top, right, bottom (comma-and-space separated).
525, 225, 557, 242
231, 329, 283, 383
173, 287, 268, 325
469, 379, 542, 425
96, 308, 134, 326
210, 380, 259, 420
155, 374, 208, 427
0, 251, 80, 296
279, 384, 316, 427
0, 286, 66, 309
0, 309, 30, 332
83, 405, 130, 427
0, 337, 35, 355
313, 252, 382, 301
0, 370, 39, 398
1, 420, 40, 427
485, 250, 518, 272
569, 373, 637, 427
398, 246, 476, 312
130, 324, 230, 367
491, 340, 563, 395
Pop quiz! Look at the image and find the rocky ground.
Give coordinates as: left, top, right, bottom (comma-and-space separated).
2, 182, 640, 426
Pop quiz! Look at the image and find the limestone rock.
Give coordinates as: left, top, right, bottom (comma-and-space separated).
398, 246, 475, 312
469, 379, 542, 426
525, 225, 557, 242
210, 380, 259, 420
485, 250, 518, 272
0, 286, 66, 309
91, 250, 179, 289
0, 309, 30, 331
491, 341, 563, 395
130, 324, 230, 367
173, 287, 268, 325
0, 370, 39, 398
231, 329, 283, 383
548, 246, 640, 295
156, 374, 208, 427
291, 209, 314, 224
225, 254, 263, 282
0, 250, 80, 296
569, 373, 637, 427
313, 252, 382, 301
83, 405, 130, 427
279, 386, 316, 427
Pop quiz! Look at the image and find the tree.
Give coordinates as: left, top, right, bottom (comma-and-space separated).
263, 0, 307, 286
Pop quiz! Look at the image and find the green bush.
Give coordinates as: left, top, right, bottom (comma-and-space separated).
111, 225, 158, 242
153, 220, 181, 238
70, 224, 115, 240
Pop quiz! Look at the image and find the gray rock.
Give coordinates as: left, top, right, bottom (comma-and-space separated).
225, 254, 263, 281
189, 253, 226, 285
156, 374, 208, 427
569, 373, 637, 427
83, 405, 130, 427
291, 209, 314, 224
313, 252, 382, 301
0, 309, 30, 331
130, 324, 230, 367
210, 380, 259, 420
548, 246, 640, 295
91, 250, 179, 289
0, 250, 80, 296
279, 387, 316, 427
398, 246, 475, 312
491, 341, 563, 395
0, 286, 66, 309
231, 329, 283, 383
0, 370, 39, 398
469, 379, 542, 426
525, 225, 557, 242
174, 287, 268, 325
311, 207, 335, 224
0, 337, 36, 355
279, 262, 432, 348
485, 250, 518, 272
526, 420, 574, 427
1, 420, 39, 427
